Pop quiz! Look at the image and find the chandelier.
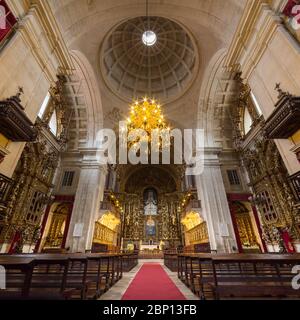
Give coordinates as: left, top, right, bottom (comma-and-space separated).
125, 3, 170, 151
126, 97, 170, 150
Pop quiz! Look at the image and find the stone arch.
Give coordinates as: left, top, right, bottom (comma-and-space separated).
64, 50, 104, 151
197, 48, 239, 150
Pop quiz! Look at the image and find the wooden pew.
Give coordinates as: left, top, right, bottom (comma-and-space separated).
6, 254, 89, 300
0, 255, 74, 300
178, 253, 300, 300
211, 254, 300, 300
0, 256, 34, 299
28, 256, 73, 300
122, 252, 138, 272
164, 252, 178, 272
0, 252, 128, 300
177, 253, 212, 297
76, 253, 120, 299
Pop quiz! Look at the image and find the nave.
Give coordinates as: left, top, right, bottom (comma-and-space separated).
1, 0, 300, 303
1, 251, 300, 300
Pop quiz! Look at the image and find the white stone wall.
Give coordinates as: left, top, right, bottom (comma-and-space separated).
0, 1, 73, 178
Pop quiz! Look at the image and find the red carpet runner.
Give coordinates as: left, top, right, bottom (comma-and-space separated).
122, 263, 186, 300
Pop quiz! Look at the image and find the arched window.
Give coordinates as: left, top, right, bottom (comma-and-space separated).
244, 106, 253, 135
143, 188, 158, 215
49, 110, 58, 136
250, 91, 263, 116
38, 92, 50, 119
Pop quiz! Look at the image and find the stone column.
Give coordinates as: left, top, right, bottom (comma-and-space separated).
66, 161, 107, 253
196, 149, 238, 253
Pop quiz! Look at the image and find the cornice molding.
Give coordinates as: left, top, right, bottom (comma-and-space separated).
224, 0, 283, 79
224, 0, 266, 72
6, 0, 30, 18
30, 1, 74, 74
5, 0, 73, 84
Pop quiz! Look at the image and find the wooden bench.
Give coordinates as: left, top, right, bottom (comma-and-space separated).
122, 252, 138, 272
0, 256, 34, 299
177, 253, 300, 300
0, 252, 133, 300
6, 254, 90, 299
177, 253, 212, 297
211, 254, 300, 300
0, 255, 74, 300
164, 252, 178, 272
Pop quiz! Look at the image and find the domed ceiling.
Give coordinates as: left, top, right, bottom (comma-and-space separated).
100, 16, 198, 102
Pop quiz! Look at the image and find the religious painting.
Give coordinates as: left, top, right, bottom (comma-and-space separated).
143, 188, 158, 215
146, 216, 156, 236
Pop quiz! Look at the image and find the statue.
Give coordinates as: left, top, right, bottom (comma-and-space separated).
146, 216, 156, 236
144, 189, 157, 215
126, 214, 130, 225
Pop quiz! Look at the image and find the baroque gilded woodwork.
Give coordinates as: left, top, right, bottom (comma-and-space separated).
0, 88, 37, 142
115, 165, 184, 247
181, 209, 209, 246
93, 221, 116, 245
43, 203, 68, 248
0, 78, 71, 251
39, 75, 70, 143
289, 171, 300, 202
187, 222, 209, 245
231, 77, 300, 247
232, 74, 261, 149
0, 173, 12, 223
233, 202, 259, 249
241, 137, 300, 244
264, 88, 300, 139
0, 135, 59, 247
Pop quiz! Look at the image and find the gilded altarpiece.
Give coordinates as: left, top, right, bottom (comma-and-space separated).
233, 77, 300, 247
0, 77, 70, 252
117, 165, 184, 248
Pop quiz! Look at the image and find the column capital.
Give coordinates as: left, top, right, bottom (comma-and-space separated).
200, 147, 222, 167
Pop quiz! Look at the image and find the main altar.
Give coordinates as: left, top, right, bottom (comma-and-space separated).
116, 165, 184, 250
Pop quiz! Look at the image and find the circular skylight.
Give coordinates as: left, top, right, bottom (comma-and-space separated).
142, 30, 157, 46
101, 16, 198, 102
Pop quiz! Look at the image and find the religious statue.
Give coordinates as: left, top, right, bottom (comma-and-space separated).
146, 216, 156, 236
171, 213, 176, 225
126, 214, 130, 225
144, 189, 157, 215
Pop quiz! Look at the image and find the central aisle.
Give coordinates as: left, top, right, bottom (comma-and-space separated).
122, 263, 186, 300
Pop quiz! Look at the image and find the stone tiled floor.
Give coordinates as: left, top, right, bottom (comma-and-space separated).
99, 259, 198, 300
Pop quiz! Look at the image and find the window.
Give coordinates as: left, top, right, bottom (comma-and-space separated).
227, 170, 241, 186
244, 107, 253, 135
0, 0, 17, 44
38, 92, 50, 119
49, 110, 58, 136
250, 92, 263, 116
62, 171, 75, 187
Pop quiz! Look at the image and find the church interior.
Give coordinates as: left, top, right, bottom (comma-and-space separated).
0, 0, 300, 300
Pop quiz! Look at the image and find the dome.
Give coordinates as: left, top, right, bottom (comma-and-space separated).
101, 16, 198, 102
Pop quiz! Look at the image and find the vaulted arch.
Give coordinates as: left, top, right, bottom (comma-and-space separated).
64, 50, 104, 151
